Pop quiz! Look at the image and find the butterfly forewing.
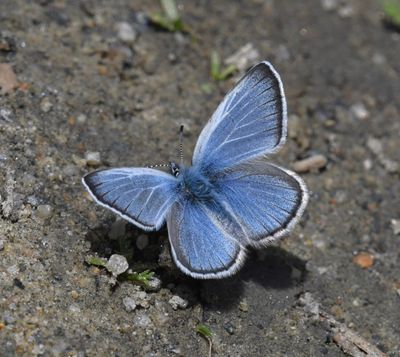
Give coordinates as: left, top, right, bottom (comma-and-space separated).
193, 61, 287, 173
83, 168, 178, 231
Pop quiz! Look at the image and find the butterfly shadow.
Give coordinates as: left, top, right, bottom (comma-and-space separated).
199, 245, 308, 312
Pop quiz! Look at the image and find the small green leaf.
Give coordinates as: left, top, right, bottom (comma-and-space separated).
149, 13, 176, 32
201, 82, 214, 94
210, 51, 221, 81
219, 64, 237, 81
196, 324, 213, 339
383, 0, 400, 29
124, 270, 155, 287
148, 0, 190, 33
210, 51, 237, 81
86, 256, 107, 268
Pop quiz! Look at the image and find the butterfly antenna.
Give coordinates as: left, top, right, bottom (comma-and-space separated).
147, 163, 171, 169
179, 125, 184, 165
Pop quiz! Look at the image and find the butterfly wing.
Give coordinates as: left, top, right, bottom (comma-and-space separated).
82, 168, 178, 231
167, 200, 246, 279
216, 160, 308, 246
193, 61, 287, 173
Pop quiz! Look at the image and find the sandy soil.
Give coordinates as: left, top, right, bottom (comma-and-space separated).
0, 0, 399, 356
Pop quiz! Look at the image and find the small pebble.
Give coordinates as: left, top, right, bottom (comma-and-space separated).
133, 311, 152, 328
292, 154, 328, 173
224, 322, 235, 335
123, 296, 137, 312
116, 22, 137, 43
106, 254, 129, 276
391, 219, 400, 235
275, 44, 290, 62
352, 252, 374, 269
334, 190, 347, 204
0, 239, 5, 251
239, 299, 249, 312
225, 43, 260, 73
321, 0, 338, 11
133, 290, 151, 308
40, 97, 53, 113
0, 108, 14, 122
372, 53, 386, 65
77, 113, 87, 124
338, 4, 354, 18
136, 234, 149, 250
351, 103, 369, 120
168, 295, 188, 310
288, 114, 301, 139
367, 137, 383, 156
0, 63, 18, 94
381, 158, 399, 174
70, 290, 79, 299
85, 151, 101, 166
36, 204, 54, 219
298, 292, 320, 318
363, 159, 372, 171
32, 344, 45, 355
62, 164, 79, 177
146, 276, 162, 292
7, 264, 19, 276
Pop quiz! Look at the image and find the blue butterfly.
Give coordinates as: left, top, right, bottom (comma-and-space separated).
82, 61, 308, 279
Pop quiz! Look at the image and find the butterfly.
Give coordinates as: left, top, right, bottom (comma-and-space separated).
82, 61, 308, 279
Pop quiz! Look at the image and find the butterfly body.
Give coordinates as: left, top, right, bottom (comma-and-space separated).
177, 165, 215, 202
83, 61, 309, 279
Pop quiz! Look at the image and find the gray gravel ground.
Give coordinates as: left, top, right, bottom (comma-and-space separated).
0, 0, 399, 356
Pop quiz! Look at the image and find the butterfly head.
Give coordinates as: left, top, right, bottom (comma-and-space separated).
170, 162, 180, 177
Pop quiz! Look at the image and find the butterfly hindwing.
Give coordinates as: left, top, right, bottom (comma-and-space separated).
193, 61, 287, 173
167, 200, 245, 279
82, 168, 178, 231
215, 160, 308, 245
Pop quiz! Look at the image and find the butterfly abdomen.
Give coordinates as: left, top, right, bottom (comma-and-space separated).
179, 167, 214, 202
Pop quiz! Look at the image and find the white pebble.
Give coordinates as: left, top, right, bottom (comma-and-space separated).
292, 154, 327, 173
168, 295, 188, 310
36, 204, 54, 219
77, 113, 87, 124
225, 43, 260, 73
7, 264, 19, 276
351, 103, 369, 120
321, 0, 338, 11
391, 219, 400, 235
0, 239, 4, 251
40, 97, 53, 113
85, 151, 101, 166
338, 4, 354, 18
116, 22, 137, 43
0, 108, 14, 122
133, 311, 152, 328
363, 159, 372, 171
123, 297, 137, 312
106, 254, 129, 276
146, 277, 162, 292
367, 137, 383, 156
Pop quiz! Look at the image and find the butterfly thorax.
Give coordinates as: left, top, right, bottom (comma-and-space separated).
177, 166, 214, 202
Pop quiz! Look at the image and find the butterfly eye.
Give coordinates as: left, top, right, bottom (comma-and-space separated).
170, 162, 180, 177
